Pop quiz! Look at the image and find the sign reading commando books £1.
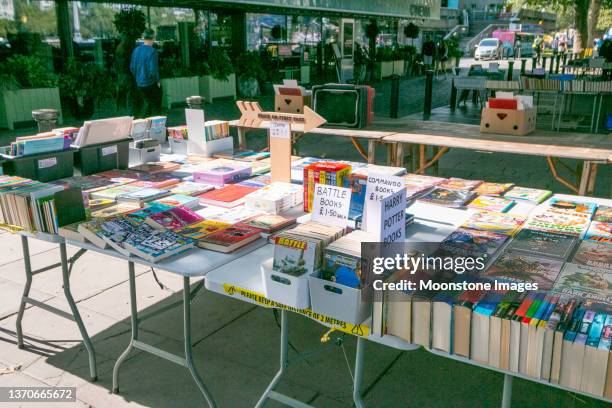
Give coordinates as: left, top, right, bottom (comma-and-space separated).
223, 284, 370, 337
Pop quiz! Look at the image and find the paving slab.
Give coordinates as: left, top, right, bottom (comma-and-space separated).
138, 287, 257, 343
75, 337, 318, 408
0, 249, 151, 303
198, 297, 402, 404
0, 233, 59, 267
78, 270, 185, 322
0, 277, 55, 320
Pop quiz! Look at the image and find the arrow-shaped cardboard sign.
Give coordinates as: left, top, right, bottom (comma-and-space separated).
236, 100, 326, 132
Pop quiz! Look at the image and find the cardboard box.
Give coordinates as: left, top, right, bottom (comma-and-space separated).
274, 94, 311, 114
480, 107, 537, 136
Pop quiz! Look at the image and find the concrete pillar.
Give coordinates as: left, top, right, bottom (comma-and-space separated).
55, 0, 74, 61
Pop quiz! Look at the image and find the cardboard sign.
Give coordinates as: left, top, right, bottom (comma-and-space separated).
364, 173, 405, 233
269, 121, 291, 182
311, 184, 352, 227
379, 188, 406, 244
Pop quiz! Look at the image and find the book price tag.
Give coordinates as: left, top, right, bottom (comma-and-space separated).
101, 145, 118, 156
311, 184, 352, 228
38, 158, 57, 169
269, 121, 291, 139
364, 173, 405, 233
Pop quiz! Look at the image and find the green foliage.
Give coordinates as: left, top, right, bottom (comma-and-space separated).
13, 0, 57, 37
376, 46, 405, 61
0, 55, 57, 90
80, 4, 118, 39
445, 36, 463, 58
59, 59, 114, 100
397, 45, 417, 60
201, 48, 234, 81
404, 23, 420, 40
234, 51, 265, 81
113, 7, 146, 40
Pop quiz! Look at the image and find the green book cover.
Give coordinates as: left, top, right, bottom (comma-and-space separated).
54, 188, 86, 228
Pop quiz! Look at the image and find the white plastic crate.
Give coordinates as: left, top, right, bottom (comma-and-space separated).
308, 272, 371, 325
261, 258, 310, 309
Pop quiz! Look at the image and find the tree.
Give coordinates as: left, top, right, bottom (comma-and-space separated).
404, 23, 420, 46
524, 0, 612, 50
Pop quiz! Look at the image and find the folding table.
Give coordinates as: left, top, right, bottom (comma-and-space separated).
15, 231, 96, 381
63, 237, 268, 408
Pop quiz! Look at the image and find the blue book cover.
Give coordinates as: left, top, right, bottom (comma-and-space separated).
20, 136, 66, 156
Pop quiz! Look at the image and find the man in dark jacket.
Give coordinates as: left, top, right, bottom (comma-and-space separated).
130, 29, 161, 117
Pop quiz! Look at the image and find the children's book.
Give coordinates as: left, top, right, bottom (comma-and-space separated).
467, 195, 515, 213
145, 206, 203, 230
474, 182, 514, 196
503, 186, 552, 203
461, 211, 526, 236
174, 220, 231, 240
437, 177, 483, 191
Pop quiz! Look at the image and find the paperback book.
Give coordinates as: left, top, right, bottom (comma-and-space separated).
90, 184, 144, 201
198, 185, 259, 208
241, 214, 296, 233
572, 240, 612, 270
437, 177, 483, 191
548, 198, 597, 216
174, 220, 231, 240
440, 228, 509, 258
193, 164, 252, 186
461, 211, 526, 236
584, 221, 612, 241
417, 187, 476, 208
484, 251, 564, 289
153, 194, 200, 208
122, 223, 195, 262
126, 203, 173, 220
525, 212, 591, 236
467, 195, 516, 213
503, 186, 552, 203
507, 229, 578, 260
145, 206, 203, 230
552, 263, 612, 305
117, 188, 170, 205
593, 206, 612, 223
197, 224, 262, 252
474, 182, 514, 196
169, 181, 214, 196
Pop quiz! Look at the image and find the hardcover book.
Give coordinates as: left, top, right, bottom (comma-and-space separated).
440, 227, 508, 258
174, 220, 231, 240
572, 240, 612, 270
152, 194, 200, 208
417, 187, 476, 208
503, 186, 552, 203
474, 182, 514, 196
484, 251, 564, 289
593, 206, 612, 223
461, 211, 526, 236
507, 229, 577, 260
467, 195, 515, 213
197, 185, 259, 208
145, 206, 203, 230
552, 263, 612, 305
437, 177, 483, 191
193, 164, 252, 186
197, 224, 262, 253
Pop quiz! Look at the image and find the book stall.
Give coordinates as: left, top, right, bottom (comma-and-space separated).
0, 98, 610, 408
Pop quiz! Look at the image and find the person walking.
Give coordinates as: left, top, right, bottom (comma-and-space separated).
130, 29, 162, 118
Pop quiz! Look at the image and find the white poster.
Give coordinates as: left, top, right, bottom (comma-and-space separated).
364, 173, 405, 233
311, 184, 352, 228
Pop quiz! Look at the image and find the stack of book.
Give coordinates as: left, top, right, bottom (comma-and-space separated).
168, 181, 215, 196
244, 182, 303, 213
521, 78, 561, 91
203, 120, 230, 141
193, 162, 252, 186
273, 221, 346, 278
198, 184, 258, 208
167, 125, 188, 140
320, 230, 377, 288
147, 116, 167, 141
7, 131, 71, 157
303, 162, 351, 212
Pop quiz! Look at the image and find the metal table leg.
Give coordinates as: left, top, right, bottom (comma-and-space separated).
112, 263, 216, 407
60, 242, 97, 381
16, 237, 96, 381
353, 337, 366, 408
501, 374, 513, 408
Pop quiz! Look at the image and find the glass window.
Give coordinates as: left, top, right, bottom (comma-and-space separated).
246, 13, 286, 50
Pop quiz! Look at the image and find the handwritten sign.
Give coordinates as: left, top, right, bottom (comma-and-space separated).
364, 173, 405, 233
269, 121, 291, 139
311, 184, 352, 227
379, 188, 407, 245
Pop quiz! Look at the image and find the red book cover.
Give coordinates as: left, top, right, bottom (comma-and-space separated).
202, 224, 261, 246
488, 99, 518, 110
513, 292, 536, 321
146, 205, 203, 230
305, 162, 350, 172
198, 184, 258, 204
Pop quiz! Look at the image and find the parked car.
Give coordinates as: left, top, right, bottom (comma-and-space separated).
475, 38, 502, 60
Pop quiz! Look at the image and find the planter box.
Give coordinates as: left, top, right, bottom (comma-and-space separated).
392, 60, 405, 76
300, 65, 310, 84
199, 73, 236, 102
374, 61, 394, 80
160, 76, 199, 109
0, 88, 62, 130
